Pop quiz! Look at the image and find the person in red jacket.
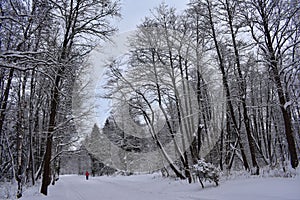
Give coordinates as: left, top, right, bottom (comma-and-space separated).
85, 171, 89, 180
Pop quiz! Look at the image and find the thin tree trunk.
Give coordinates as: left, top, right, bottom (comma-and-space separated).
0, 69, 14, 142
16, 72, 28, 198
251, 0, 298, 169
225, 0, 259, 174
28, 70, 36, 186
206, 0, 250, 170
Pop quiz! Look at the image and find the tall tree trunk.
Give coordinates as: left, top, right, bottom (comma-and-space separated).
28, 70, 36, 186
272, 66, 298, 168
0, 69, 14, 141
0, 69, 14, 168
247, 0, 299, 169
206, 0, 250, 170
260, 7, 298, 169
41, 0, 75, 194
224, 0, 259, 174
16, 72, 28, 198
40, 72, 61, 195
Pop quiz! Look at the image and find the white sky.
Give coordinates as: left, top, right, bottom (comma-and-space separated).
116, 0, 190, 32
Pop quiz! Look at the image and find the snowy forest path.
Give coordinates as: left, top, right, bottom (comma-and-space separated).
21, 174, 300, 200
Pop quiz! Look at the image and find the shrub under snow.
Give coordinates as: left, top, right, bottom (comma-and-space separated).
191, 159, 220, 188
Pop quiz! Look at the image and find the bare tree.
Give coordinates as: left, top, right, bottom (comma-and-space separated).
40, 0, 120, 195
242, 0, 299, 169
0, 0, 120, 197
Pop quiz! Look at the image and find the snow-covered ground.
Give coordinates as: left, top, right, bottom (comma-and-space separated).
19, 172, 300, 200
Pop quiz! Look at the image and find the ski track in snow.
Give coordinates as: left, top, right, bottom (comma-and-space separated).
21, 174, 300, 200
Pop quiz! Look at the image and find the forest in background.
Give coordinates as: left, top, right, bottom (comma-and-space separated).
86, 0, 299, 177
0, 0, 299, 198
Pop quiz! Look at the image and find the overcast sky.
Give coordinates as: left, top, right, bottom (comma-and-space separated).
116, 0, 190, 32
83, 0, 191, 130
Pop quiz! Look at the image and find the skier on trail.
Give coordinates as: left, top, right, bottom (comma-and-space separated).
85, 171, 89, 180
